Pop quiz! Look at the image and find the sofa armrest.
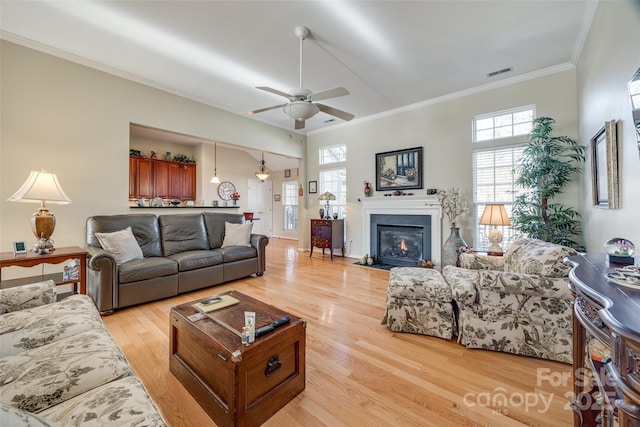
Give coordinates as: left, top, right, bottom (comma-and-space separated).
250, 233, 269, 275
459, 253, 506, 270
0, 279, 56, 314
442, 265, 479, 308
85, 246, 118, 313
477, 270, 572, 300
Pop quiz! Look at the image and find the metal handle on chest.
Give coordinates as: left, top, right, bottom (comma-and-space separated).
265, 355, 281, 377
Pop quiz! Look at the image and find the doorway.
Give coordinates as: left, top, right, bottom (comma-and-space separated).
247, 179, 272, 236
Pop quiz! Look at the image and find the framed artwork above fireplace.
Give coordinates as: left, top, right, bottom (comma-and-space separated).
375, 147, 423, 191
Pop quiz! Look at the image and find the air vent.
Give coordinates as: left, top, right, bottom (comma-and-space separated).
487, 67, 513, 78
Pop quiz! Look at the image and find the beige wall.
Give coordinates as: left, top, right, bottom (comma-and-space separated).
3, 0, 639, 268
0, 41, 305, 259
306, 69, 579, 257
576, 0, 640, 251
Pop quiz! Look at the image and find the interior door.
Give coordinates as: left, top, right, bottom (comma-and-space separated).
247, 179, 272, 236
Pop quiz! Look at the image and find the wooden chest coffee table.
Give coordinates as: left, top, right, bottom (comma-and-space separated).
170, 290, 306, 427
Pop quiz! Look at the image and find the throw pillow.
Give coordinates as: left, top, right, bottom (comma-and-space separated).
221, 221, 253, 248
95, 226, 144, 264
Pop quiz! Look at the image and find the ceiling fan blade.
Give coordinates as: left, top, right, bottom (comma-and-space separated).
256, 86, 291, 99
247, 103, 287, 115
317, 104, 355, 121
295, 119, 305, 130
310, 87, 350, 102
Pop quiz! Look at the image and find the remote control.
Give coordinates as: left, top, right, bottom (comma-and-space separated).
255, 316, 291, 338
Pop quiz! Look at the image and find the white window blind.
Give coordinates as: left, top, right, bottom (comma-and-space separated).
319, 168, 346, 219
473, 145, 525, 251
282, 181, 298, 231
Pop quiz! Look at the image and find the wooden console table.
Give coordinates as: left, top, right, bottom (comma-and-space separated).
566, 253, 640, 426
0, 246, 87, 295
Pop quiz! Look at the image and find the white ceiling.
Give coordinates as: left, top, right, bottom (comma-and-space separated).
1, 0, 596, 135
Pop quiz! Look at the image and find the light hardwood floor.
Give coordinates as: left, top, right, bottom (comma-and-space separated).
102, 238, 574, 427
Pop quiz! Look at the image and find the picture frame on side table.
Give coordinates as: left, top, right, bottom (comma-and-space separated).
591, 120, 619, 209
308, 181, 317, 194
375, 147, 423, 191
13, 241, 27, 255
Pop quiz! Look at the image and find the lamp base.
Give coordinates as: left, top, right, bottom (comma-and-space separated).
33, 237, 54, 253
31, 205, 56, 252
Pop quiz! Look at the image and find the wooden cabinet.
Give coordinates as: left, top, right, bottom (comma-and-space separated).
129, 157, 153, 198
310, 219, 344, 260
567, 253, 640, 426
153, 160, 170, 198
183, 163, 196, 200
129, 156, 196, 201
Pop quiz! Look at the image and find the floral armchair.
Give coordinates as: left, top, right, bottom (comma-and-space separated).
442, 237, 578, 363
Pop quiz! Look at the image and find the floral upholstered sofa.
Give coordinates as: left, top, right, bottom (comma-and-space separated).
0, 280, 166, 426
442, 237, 578, 363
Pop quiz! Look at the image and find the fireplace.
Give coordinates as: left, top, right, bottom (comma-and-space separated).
362, 196, 442, 267
371, 214, 431, 267
377, 225, 424, 267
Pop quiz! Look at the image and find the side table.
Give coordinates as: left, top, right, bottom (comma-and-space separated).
0, 246, 87, 295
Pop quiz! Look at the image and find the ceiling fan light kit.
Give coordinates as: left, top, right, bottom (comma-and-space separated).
247, 25, 354, 129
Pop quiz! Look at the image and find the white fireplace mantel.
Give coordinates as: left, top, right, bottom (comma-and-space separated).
362, 196, 443, 266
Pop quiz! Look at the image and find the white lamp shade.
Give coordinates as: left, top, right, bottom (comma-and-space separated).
210, 176, 221, 184
8, 171, 71, 204
479, 204, 510, 226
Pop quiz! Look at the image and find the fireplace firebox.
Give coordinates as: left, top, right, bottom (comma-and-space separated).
377, 225, 424, 267
370, 213, 431, 267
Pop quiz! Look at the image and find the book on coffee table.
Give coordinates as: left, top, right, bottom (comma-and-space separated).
193, 295, 239, 313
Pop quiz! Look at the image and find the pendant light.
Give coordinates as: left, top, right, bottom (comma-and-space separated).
255, 152, 270, 181
210, 143, 220, 184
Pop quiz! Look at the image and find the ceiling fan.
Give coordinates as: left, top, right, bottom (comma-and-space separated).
247, 26, 354, 130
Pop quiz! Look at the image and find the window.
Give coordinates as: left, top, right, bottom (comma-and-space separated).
319, 168, 346, 219
473, 106, 535, 142
319, 144, 346, 165
473, 145, 526, 251
282, 181, 298, 231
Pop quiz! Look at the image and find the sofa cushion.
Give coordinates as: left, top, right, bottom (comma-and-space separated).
221, 221, 253, 247
0, 402, 57, 426
0, 328, 132, 413
159, 214, 209, 256
95, 227, 144, 265
0, 280, 56, 315
203, 212, 244, 248
38, 376, 166, 426
219, 246, 258, 263
504, 237, 578, 278
118, 257, 178, 284
168, 250, 223, 271
87, 214, 163, 258
0, 295, 103, 357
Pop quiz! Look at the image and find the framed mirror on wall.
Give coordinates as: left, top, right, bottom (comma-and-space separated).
591, 120, 619, 209
628, 67, 640, 159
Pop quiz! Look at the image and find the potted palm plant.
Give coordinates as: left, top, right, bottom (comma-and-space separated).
511, 117, 586, 250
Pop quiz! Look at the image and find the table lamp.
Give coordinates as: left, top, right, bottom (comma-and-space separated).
318, 191, 336, 219
479, 203, 510, 256
7, 170, 72, 252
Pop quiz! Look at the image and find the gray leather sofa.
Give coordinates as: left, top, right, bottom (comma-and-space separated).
85, 212, 268, 314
